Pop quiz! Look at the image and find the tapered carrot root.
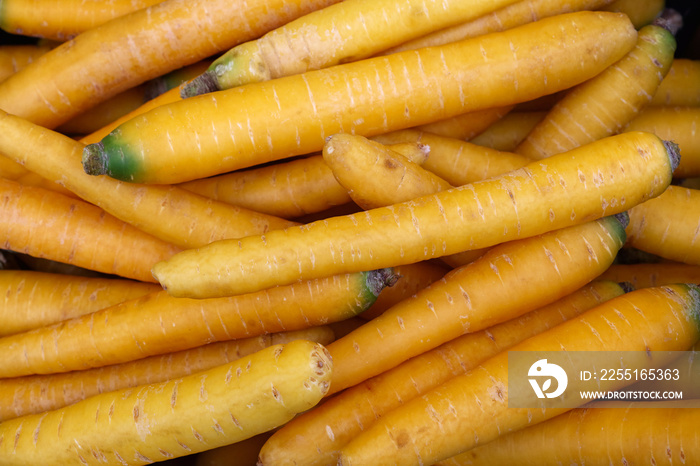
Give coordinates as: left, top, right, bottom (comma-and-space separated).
0, 270, 160, 337
624, 106, 700, 178
258, 280, 626, 466
323, 215, 627, 396
0, 178, 181, 283
181, 0, 520, 96
0, 0, 337, 129
0, 268, 395, 378
625, 185, 700, 266
0, 0, 163, 41
83, 11, 638, 184
382, 0, 616, 55
371, 129, 531, 186
337, 284, 700, 466
650, 59, 700, 106
0, 339, 333, 466
515, 22, 677, 159
0, 326, 334, 422
0, 110, 297, 250
599, 262, 700, 288
439, 399, 700, 466
469, 111, 547, 151
152, 131, 676, 299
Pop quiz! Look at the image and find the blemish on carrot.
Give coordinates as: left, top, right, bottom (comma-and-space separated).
192, 428, 204, 442
159, 448, 174, 458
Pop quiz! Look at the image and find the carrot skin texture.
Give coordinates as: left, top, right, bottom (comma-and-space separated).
650, 59, 700, 107
599, 262, 700, 289
0, 269, 394, 377
258, 280, 625, 466
323, 215, 628, 396
337, 284, 700, 466
0, 178, 180, 283
0, 271, 160, 337
0, 327, 335, 422
515, 23, 677, 159
0, 340, 333, 466
439, 400, 700, 465
152, 131, 675, 299
83, 11, 639, 184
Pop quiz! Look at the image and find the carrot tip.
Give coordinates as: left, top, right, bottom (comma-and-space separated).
367, 268, 400, 297
663, 139, 681, 174
618, 281, 636, 293
613, 211, 630, 230
82, 142, 107, 176
652, 8, 683, 36
180, 71, 219, 99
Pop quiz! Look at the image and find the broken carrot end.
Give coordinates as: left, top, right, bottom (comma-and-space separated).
663, 139, 681, 174
180, 71, 219, 99
82, 142, 107, 176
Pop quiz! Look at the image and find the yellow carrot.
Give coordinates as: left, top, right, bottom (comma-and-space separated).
0, 270, 160, 337
0, 326, 334, 422
0, 339, 333, 466
258, 280, 626, 466
650, 58, 700, 106
599, 262, 700, 288
0, 269, 396, 377
469, 111, 547, 151
83, 11, 638, 184
181, 0, 521, 96
515, 21, 677, 159
624, 106, 700, 178
0, 0, 337, 128
337, 284, 700, 465
0, 43, 52, 82
0, 178, 180, 283
439, 400, 700, 465
625, 185, 700, 266
0, 110, 297, 250
382, 0, 616, 55
152, 131, 676, 299
409, 106, 514, 141
601, 0, 665, 28
323, 215, 628, 397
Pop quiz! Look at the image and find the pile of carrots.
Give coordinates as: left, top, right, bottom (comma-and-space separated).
0, 0, 699, 464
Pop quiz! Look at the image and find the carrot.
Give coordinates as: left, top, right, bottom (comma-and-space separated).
625, 185, 700, 266
196, 432, 273, 466
624, 106, 700, 178
409, 106, 514, 141
0, 339, 333, 466
0, 326, 334, 422
381, 0, 616, 55
322, 215, 628, 397
469, 111, 547, 151
438, 399, 700, 465
371, 129, 532, 187
0, 0, 163, 41
82, 11, 639, 184
0, 178, 181, 283
650, 59, 700, 106
0, 270, 160, 337
180, 0, 521, 97
0, 0, 338, 129
601, 0, 665, 28
0, 268, 396, 378
0, 110, 297, 250
2, 165, 77, 199
258, 280, 626, 466
0, 43, 52, 82
599, 262, 700, 288
151, 131, 676, 299
337, 283, 700, 465
515, 21, 677, 160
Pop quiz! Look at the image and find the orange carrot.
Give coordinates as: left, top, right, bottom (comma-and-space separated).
0, 0, 338, 128
82, 11, 638, 184
625, 185, 700, 266
322, 215, 628, 396
439, 400, 700, 465
0, 326, 334, 422
0, 178, 180, 283
152, 131, 676, 299
0, 110, 297, 250
0, 339, 333, 466
180, 0, 521, 96
0, 270, 160, 337
599, 262, 700, 288
258, 280, 626, 466
0, 268, 396, 377
337, 284, 700, 465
